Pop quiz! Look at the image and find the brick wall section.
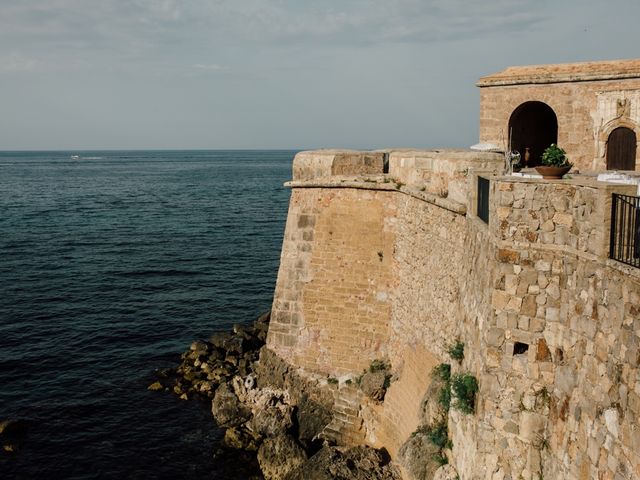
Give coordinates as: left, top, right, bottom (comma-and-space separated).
478, 79, 640, 171
268, 187, 397, 375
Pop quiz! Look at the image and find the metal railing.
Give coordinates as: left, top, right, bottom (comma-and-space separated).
477, 177, 490, 224
610, 193, 640, 268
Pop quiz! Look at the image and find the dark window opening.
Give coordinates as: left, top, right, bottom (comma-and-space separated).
508, 101, 558, 167
513, 342, 529, 355
383, 152, 390, 174
477, 176, 490, 224
607, 127, 637, 171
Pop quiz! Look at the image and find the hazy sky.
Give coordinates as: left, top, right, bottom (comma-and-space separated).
1, 0, 639, 150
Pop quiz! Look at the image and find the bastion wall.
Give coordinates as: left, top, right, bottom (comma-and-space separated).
266, 149, 640, 479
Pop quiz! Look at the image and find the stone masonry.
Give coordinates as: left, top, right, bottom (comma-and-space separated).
478, 59, 640, 171
265, 147, 640, 480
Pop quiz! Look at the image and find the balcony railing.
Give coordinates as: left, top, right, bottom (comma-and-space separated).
610, 193, 640, 268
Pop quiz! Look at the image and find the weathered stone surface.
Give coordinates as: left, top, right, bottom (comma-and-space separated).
223, 426, 260, 451
296, 395, 332, 448
284, 445, 400, 480
360, 370, 388, 402
249, 403, 293, 438
211, 383, 251, 427
397, 431, 442, 480
433, 464, 460, 480
257, 434, 307, 480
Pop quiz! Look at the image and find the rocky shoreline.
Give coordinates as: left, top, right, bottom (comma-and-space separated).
150, 312, 400, 479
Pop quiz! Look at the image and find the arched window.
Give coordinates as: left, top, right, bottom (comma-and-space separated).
607, 127, 637, 170
508, 101, 558, 167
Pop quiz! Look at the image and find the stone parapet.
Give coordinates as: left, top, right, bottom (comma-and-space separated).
487, 175, 637, 259
292, 150, 385, 181
389, 149, 503, 204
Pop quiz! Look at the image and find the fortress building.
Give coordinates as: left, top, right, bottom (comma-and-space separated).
261, 60, 640, 479
478, 59, 640, 171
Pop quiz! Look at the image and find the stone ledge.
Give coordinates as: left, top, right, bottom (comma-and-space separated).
477, 59, 640, 87
285, 176, 467, 215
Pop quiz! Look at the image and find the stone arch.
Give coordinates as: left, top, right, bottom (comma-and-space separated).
599, 118, 640, 170
508, 101, 558, 167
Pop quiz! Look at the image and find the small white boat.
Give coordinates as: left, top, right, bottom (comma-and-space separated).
70, 155, 80, 159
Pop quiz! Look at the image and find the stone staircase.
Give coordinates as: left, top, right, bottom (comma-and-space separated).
319, 384, 366, 445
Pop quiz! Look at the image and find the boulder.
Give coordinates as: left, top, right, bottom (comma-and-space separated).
397, 431, 442, 480
360, 370, 388, 402
257, 434, 307, 480
224, 426, 261, 451
296, 395, 332, 449
250, 403, 293, 437
433, 465, 459, 480
147, 381, 163, 391
211, 383, 251, 427
284, 445, 400, 480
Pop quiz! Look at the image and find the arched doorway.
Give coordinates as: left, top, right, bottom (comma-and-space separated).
508, 101, 558, 167
607, 127, 637, 170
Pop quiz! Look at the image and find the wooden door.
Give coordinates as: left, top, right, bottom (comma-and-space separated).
607, 127, 637, 170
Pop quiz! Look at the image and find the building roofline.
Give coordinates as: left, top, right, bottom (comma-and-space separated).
477, 59, 640, 87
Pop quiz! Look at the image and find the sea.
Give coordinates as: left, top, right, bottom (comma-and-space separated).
0, 150, 296, 479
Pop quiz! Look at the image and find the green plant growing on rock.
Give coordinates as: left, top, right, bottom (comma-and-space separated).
432, 363, 452, 411
425, 420, 451, 450
433, 452, 448, 466
447, 340, 464, 363
451, 373, 479, 414
327, 377, 338, 385
438, 383, 452, 411
432, 363, 451, 382
369, 359, 390, 373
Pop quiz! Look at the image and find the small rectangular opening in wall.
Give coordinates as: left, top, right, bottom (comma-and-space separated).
513, 342, 529, 355
383, 153, 390, 174
477, 177, 490, 224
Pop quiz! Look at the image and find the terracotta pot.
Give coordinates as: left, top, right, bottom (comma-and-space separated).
534, 165, 572, 179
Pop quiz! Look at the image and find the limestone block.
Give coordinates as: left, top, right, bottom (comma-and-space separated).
519, 411, 546, 443
487, 328, 506, 347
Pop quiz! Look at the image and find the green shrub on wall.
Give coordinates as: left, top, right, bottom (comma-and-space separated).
447, 340, 464, 363
451, 373, 479, 414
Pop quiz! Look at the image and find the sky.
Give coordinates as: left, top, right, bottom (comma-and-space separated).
1, 0, 640, 150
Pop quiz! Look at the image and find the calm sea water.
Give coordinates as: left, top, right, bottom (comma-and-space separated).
0, 150, 294, 479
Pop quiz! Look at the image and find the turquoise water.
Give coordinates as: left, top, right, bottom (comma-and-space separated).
0, 150, 294, 478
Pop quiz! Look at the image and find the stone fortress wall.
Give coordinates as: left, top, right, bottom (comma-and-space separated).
265, 148, 640, 479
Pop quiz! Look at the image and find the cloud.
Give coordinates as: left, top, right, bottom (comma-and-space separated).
193, 63, 230, 72
0, 0, 551, 64
0, 53, 39, 72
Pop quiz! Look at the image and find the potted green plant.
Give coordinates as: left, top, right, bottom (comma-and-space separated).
535, 144, 572, 179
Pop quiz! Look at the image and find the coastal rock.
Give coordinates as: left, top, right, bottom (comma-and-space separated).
397, 431, 442, 480
360, 370, 389, 402
147, 381, 163, 391
224, 426, 261, 451
420, 378, 449, 427
257, 434, 307, 480
284, 445, 400, 480
296, 395, 332, 449
433, 464, 459, 480
211, 383, 251, 427
0, 419, 28, 454
250, 403, 293, 438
